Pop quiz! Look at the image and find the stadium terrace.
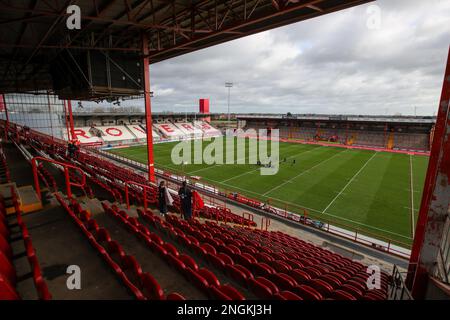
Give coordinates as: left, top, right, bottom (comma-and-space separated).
0, 0, 449, 307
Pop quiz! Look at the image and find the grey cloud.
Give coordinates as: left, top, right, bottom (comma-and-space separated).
84, 0, 450, 116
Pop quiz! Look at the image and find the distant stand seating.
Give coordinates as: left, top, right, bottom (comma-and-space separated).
66, 121, 221, 146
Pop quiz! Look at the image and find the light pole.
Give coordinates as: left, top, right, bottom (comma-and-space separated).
225, 82, 233, 123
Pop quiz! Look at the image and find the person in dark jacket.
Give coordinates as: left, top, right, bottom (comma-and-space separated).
67, 141, 75, 158
178, 181, 192, 220
158, 181, 168, 216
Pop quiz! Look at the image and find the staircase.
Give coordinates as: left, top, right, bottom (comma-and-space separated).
387, 132, 395, 149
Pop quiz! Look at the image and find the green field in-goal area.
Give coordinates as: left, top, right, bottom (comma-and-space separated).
108, 138, 428, 247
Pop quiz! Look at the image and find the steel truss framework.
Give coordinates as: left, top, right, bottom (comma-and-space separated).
0, 0, 372, 93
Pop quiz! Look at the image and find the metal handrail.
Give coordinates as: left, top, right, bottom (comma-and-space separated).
390, 264, 414, 300
124, 180, 155, 210
31, 156, 86, 199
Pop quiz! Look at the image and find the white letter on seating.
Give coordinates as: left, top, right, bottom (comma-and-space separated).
66, 265, 81, 290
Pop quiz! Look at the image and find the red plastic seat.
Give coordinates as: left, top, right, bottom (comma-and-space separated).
251, 262, 276, 277
219, 284, 245, 300
332, 289, 357, 300
186, 268, 209, 291
0, 233, 12, 259
248, 277, 279, 299
364, 291, 386, 300
179, 254, 198, 271
0, 274, 20, 300
225, 264, 253, 286
254, 252, 274, 264
121, 255, 143, 284
0, 251, 16, 285
340, 284, 364, 299
320, 274, 342, 289
106, 240, 125, 261
217, 252, 234, 265
198, 268, 220, 287
292, 285, 323, 300
209, 286, 232, 300
309, 279, 334, 297
234, 253, 254, 268
270, 260, 292, 273
95, 228, 112, 244
177, 234, 191, 247
86, 219, 99, 232
0, 219, 9, 239
206, 252, 226, 270
167, 254, 186, 273
274, 290, 303, 300
166, 292, 186, 300
163, 243, 179, 257
201, 243, 217, 255
149, 233, 164, 246
268, 273, 298, 291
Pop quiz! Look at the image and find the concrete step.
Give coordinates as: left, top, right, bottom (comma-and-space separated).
0, 182, 43, 214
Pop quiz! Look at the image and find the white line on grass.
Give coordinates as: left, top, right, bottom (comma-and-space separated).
262, 149, 348, 196
188, 140, 312, 175
322, 151, 378, 214
409, 154, 415, 238
220, 145, 322, 183
203, 177, 411, 240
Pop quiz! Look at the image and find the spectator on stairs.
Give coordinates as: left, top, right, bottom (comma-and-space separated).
178, 181, 192, 220
158, 180, 173, 217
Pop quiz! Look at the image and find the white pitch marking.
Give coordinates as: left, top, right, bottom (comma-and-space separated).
262, 149, 348, 196
322, 152, 378, 214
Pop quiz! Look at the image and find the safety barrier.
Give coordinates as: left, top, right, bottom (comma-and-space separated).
31, 156, 86, 199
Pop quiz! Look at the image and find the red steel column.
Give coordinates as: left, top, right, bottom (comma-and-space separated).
67, 100, 76, 141
142, 33, 155, 182
63, 100, 70, 141
2, 94, 9, 141
406, 47, 450, 299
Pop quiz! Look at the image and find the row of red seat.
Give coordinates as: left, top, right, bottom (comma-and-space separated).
207, 221, 388, 299
17, 127, 390, 301
104, 203, 245, 300
0, 147, 51, 300
27, 134, 255, 230
54, 194, 174, 300
197, 206, 257, 227
164, 214, 304, 299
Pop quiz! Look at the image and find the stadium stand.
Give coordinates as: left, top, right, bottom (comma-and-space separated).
125, 124, 148, 142
0, 120, 396, 300
65, 120, 220, 146
194, 121, 222, 137
154, 122, 186, 139
242, 115, 433, 152
174, 122, 204, 139
96, 126, 136, 145
70, 127, 103, 145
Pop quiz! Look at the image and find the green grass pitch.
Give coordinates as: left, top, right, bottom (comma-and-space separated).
108, 138, 429, 247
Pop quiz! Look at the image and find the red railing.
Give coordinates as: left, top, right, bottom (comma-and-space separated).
242, 212, 254, 227
261, 217, 271, 231
124, 181, 155, 211
31, 156, 86, 199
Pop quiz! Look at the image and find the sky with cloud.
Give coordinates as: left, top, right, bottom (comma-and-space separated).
89, 0, 450, 116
